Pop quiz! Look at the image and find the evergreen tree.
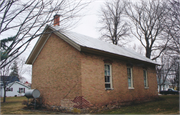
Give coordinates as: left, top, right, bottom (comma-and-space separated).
9, 61, 19, 78
0, 36, 15, 60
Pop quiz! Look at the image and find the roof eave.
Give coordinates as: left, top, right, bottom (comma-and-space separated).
25, 25, 50, 64
81, 46, 159, 66
26, 25, 159, 66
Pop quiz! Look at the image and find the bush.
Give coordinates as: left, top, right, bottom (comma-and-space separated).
23, 98, 42, 109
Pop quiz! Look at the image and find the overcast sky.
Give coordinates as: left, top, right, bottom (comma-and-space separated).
17, 0, 140, 83
21, 0, 105, 83
73, 0, 103, 38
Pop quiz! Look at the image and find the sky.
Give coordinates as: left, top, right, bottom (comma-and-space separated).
72, 0, 103, 38
21, 0, 107, 83
4, 0, 140, 83
72, 0, 139, 38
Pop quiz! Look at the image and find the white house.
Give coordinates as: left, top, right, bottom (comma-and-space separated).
1, 81, 31, 97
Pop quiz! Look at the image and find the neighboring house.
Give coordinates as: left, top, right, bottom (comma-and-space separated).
0, 76, 19, 85
1, 81, 31, 97
26, 15, 159, 109
1, 76, 20, 97
24, 81, 31, 87
157, 79, 171, 92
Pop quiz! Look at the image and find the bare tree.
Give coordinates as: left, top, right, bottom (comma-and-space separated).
132, 43, 144, 55
98, 0, 130, 46
0, 0, 89, 69
156, 54, 170, 91
0, 57, 29, 102
125, 0, 170, 59
160, 0, 180, 90
165, 0, 180, 54
167, 54, 179, 90
1, 75, 19, 102
156, 51, 178, 91
0, 59, 19, 102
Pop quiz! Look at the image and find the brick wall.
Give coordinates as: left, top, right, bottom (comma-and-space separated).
32, 32, 158, 108
81, 52, 158, 106
32, 33, 82, 106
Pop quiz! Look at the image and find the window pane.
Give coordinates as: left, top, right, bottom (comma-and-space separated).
105, 84, 111, 88
19, 88, 25, 93
144, 70, 147, 87
105, 76, 110, 82
105, 70, 107, 76
144, 70, 146, 79
106, 65, 110, 70
127, 67, 132, 87
144, 79, 146, 87
105, 65, 110, 76
127, 68, 131, 77
104, 64, 112, 89
128, 78, 131, 87
106, 71, 110, 76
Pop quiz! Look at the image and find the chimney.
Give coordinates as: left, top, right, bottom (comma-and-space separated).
54, 14, 60, 26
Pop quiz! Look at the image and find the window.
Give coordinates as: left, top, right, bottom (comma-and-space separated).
19, 88, 25, 93
127, 67, 133, 88
104, 63, 113, 89
143, 69, 148, 88
6, 88, 13, 91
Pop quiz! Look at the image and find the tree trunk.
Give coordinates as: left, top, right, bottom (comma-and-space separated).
146, 47, 151, 59
159, 85, 161, 92
3, 87, 6, 102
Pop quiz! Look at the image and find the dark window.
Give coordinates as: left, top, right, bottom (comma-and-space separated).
143, 70, 148, 87
19, 88, 25, 93
105, 84, 111, 88
127, 67, 133, 88
105, 63, 113, 89
6, 88, 13, 91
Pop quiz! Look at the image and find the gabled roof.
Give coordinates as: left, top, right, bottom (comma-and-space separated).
0, 76, 19, 86
7, 81, 30, 89
26, 25, 158, 65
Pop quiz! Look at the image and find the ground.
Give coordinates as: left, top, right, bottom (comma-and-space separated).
98, 95, 179, 114
1, 95, 179, 114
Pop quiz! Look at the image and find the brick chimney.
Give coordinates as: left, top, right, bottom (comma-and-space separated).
54, 14, 60, 26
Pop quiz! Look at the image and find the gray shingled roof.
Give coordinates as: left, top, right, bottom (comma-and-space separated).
51, 25, 158, 65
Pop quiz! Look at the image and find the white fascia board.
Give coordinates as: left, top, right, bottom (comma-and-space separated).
25, 25, 50, 64
31, 33, 52, 65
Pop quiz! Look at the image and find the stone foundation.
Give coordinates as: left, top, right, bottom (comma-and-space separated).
43, 95, 159, 114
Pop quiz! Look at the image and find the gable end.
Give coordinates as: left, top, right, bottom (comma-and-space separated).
26, 25, 81, 64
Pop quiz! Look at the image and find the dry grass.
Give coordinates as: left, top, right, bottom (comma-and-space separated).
98, 95, 179, 114
1, 96, 60, 114
1, 95, 179, 114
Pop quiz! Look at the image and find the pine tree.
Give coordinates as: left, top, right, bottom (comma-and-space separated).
0, 36, 15, 60
9, 61, 19, 78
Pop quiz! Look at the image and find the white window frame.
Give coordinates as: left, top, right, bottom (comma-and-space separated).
127, 67, 134, 89
143, 69, 148, 88
104, 63, 113, 90
19, 88, 25, 93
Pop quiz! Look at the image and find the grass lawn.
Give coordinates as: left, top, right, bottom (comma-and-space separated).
98, 95, 179, 114
1, 96, 60, 114
1, 95, 179, 114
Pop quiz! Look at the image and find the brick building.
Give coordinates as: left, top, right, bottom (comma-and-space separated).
26, 15, 158, 109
